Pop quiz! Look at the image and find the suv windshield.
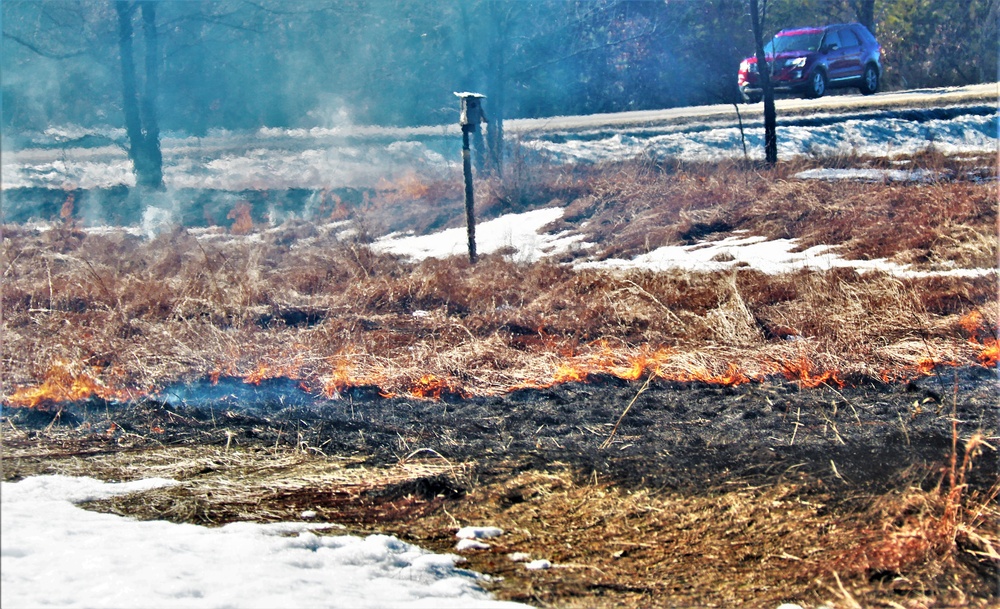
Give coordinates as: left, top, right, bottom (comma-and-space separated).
765, 32, 823, 54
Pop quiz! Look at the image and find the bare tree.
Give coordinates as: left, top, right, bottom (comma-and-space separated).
850, 0, 876, 34
748, 0, 777, 166
116, 1, 162, 190
3, 0, 164, 190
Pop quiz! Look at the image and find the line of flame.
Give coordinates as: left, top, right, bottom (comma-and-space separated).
7, 335, 995, 410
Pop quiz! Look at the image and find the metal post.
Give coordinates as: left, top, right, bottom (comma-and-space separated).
455, 92, 486, 264
462, 125, 477, 264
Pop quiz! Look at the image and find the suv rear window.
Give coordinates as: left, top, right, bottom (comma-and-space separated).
852, 24, 877, 45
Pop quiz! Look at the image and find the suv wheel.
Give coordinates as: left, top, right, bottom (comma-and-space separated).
806, 70, 826, 98
742, 90, 762, 104
859, 64, 879, 95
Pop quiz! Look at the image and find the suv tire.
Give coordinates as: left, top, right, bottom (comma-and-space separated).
859, 64, 879, 95
806, 70, 826, 98
742, 91, 762, 104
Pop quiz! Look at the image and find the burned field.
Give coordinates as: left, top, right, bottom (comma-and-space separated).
3, 156, 999, 607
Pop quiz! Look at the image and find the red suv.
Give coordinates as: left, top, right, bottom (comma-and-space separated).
738, 23, 882, 103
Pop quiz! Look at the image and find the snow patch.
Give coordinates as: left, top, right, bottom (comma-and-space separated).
577, 234, 996, 278
794, 168, 939, 182
456, 539, 492, 551
1, 475, 530, 609
456, 526, 505, 539
373, 208, 569, 262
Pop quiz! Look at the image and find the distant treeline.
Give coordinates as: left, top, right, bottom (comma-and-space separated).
2, 0, 996, 134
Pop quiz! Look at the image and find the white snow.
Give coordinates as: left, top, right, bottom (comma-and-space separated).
373, 208, 579, 262
456, 526, 505, 539
521, 111, 996, 165
456, 539, 493, 551
374, 217, 995, 279
577, 234, 996, 278
1, 475, 530, 609
455, 526, 504, 551
793, 167, 939, 182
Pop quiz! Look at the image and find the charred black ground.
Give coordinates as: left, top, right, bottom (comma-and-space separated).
7, 366, 998, 498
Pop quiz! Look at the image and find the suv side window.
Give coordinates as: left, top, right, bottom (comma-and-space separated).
823, 30, 842, 51
839, 28, 860, 48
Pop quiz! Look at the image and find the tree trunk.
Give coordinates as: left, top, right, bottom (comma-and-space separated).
139, 2, 163, 188
116, 0, 163, 190
486, 78, 504, 175
485, 1, 508, 175
749, 0, 777, 166
851, 0, 876, 34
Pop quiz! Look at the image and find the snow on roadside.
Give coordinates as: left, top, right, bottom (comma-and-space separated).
522, 111, 997, 165
5, 99, 993, 192
1, 475, 530, 609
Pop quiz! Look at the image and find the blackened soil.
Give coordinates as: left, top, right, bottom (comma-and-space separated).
7, 367, 998, 496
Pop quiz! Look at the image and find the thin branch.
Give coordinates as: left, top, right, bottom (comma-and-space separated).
600, 372, 654, 450
2, 31, 88, 59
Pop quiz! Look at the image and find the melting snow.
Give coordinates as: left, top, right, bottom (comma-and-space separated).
456, 526, 505, 539
374, 212, 994, 279
373, 208, 578, 262
521, 110, 997, 165
1, 475, 529, 609
577, 234, 995, 278
793, 167, 940, 182
456, 539, 493, 551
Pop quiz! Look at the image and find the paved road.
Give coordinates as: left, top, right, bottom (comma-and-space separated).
503, 82, 998, 135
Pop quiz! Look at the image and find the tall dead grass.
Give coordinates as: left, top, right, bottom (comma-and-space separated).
2, 157, 996, 397
2, 233, 995, 399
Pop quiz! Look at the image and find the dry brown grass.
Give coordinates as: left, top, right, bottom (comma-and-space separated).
3, 159, 997, 399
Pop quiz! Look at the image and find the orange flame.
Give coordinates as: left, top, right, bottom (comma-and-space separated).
978, 338, 998, 367
242, 360, 303, 385
958, 311, 985, 336
781, 357, 845, 389
916, 358, 938, 376
673, 363, 752, 386
409, 374, 467, 399
321, 355, 391, 397
60, 192, 75, 225
227, 202, 254, 235
958, 310, 999, 368
6, 361, 130, 409
552, 363, 590, 384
